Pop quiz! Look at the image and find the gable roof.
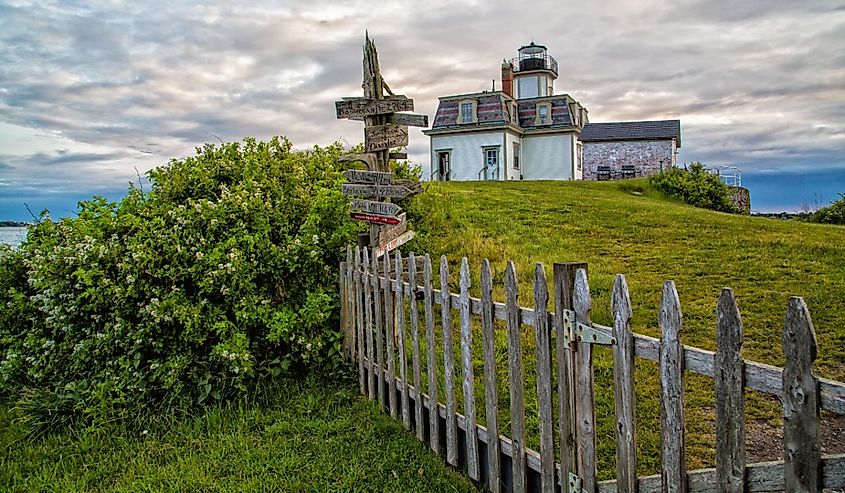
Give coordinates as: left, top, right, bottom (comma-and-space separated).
579, 120, 681, 147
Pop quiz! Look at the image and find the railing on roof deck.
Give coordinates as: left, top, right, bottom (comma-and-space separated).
708, 165, 743, 187
510, 53, 559, 76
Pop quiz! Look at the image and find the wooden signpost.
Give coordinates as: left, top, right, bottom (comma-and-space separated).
351, 199, 402, 216
336, 33, 425, 257
377, 213, 407, 244
335, 96, 414, 119
347, 114, 428, 128
350, 212, 403, 225
344, 170, 394, 185
342, 183, 415, 199
374, 230, 415, 258
365, 124, 409, 152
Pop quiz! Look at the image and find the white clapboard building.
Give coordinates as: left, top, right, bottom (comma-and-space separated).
423, 42, 681, 181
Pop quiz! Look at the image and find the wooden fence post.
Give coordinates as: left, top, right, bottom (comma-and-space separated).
459, 257, 480, 480
384, 253, 397, 419
481, 259, 501, 493
572, 268, 598, 492
715, 288, 745, 493
659, 280, 688, 493
611, 274, 637, 493
409, 252, 424, 441
782, 296, 820, 493
396, 250, 410, 429
505, 261, 526, 492
441, 255, 459, 466
423, 255, 441, 454
534, 263, 555, 493
553, 262, 585, 492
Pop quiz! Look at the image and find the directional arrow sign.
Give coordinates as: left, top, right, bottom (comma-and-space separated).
348, 113, 428, 128
388, 152, 407, 160
342, 183, 413, 198
389, 113, 428, 127
374, 230, 415, 258
350, 199, 402, 216
350, 212, 402, 225
365, 124, 408, 152
377, 213, 407, 245
344, 170, 394, 185
335, 96, 414, 119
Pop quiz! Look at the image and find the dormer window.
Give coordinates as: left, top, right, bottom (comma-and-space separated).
535, 103, 551, 126
511, 103, 518, 124
458, 99, 477, 124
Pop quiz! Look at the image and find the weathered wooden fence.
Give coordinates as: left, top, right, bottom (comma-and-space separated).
338, 246, 845, 493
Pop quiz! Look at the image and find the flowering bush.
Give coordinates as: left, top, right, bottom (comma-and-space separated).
0, 137, 359, 423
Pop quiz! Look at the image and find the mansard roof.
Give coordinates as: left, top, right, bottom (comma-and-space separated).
579, 120, 681, 147
426, 91, 582, 134
431, 93, 508, 128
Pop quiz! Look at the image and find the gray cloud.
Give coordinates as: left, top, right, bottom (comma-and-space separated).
0, 0, 842, 218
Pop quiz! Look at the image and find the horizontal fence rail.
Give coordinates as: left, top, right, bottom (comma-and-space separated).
339, 246, 845, 493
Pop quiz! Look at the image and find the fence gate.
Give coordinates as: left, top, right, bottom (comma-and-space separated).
338, 246, 845, 493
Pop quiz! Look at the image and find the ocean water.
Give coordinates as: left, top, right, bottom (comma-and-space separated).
0, 227, 27, 247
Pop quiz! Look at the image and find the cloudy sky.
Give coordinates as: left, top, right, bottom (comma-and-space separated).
1, 0, 843, 219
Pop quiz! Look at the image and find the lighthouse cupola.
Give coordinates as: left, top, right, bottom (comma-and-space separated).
507, 42, 559, 100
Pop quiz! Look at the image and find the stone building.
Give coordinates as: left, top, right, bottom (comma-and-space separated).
423, 42, 681, 181
580, 121, 680, 180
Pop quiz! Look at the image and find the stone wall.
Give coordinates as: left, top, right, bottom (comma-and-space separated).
728, 186, 751, 214
582, 139, 675, 180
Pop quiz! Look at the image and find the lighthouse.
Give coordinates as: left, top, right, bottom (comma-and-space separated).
424, 42, 680, 182
502, 42, 559, 100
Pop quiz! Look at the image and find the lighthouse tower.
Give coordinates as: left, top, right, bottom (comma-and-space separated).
501, 42, 559, 100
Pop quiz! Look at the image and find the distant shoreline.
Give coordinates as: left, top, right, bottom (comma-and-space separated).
0, 221, 30, 227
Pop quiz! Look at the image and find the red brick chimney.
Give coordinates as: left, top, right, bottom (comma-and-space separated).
501, 59, 514, 98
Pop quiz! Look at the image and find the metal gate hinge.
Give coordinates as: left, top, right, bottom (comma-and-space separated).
568, 472, 585, 493
562, 309, 616, 346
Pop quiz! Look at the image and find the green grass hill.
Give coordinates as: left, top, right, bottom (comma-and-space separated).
407, 178, 845, 477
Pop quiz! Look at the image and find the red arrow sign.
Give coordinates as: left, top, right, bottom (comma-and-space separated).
350, 212, 403, 225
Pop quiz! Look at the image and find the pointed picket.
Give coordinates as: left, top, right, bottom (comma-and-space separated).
611, 274, 637, 493
409, 252, 424, 441
533, 263, 554, 493
481, 259, 501, 493
423, 254, 441, 454
505, 261, 526, 493
782, 296, 820, 492
384, 252, 397, 419
715, 288, 745, 493
659, 281, 687, 493
459, 257, 480, 480
396, 250, 410, 429
572, 268, 597, 492
441, 255, 459, 466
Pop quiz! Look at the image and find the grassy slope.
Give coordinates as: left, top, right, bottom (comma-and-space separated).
407, 179, 845, 478
1, 377, 475, 493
